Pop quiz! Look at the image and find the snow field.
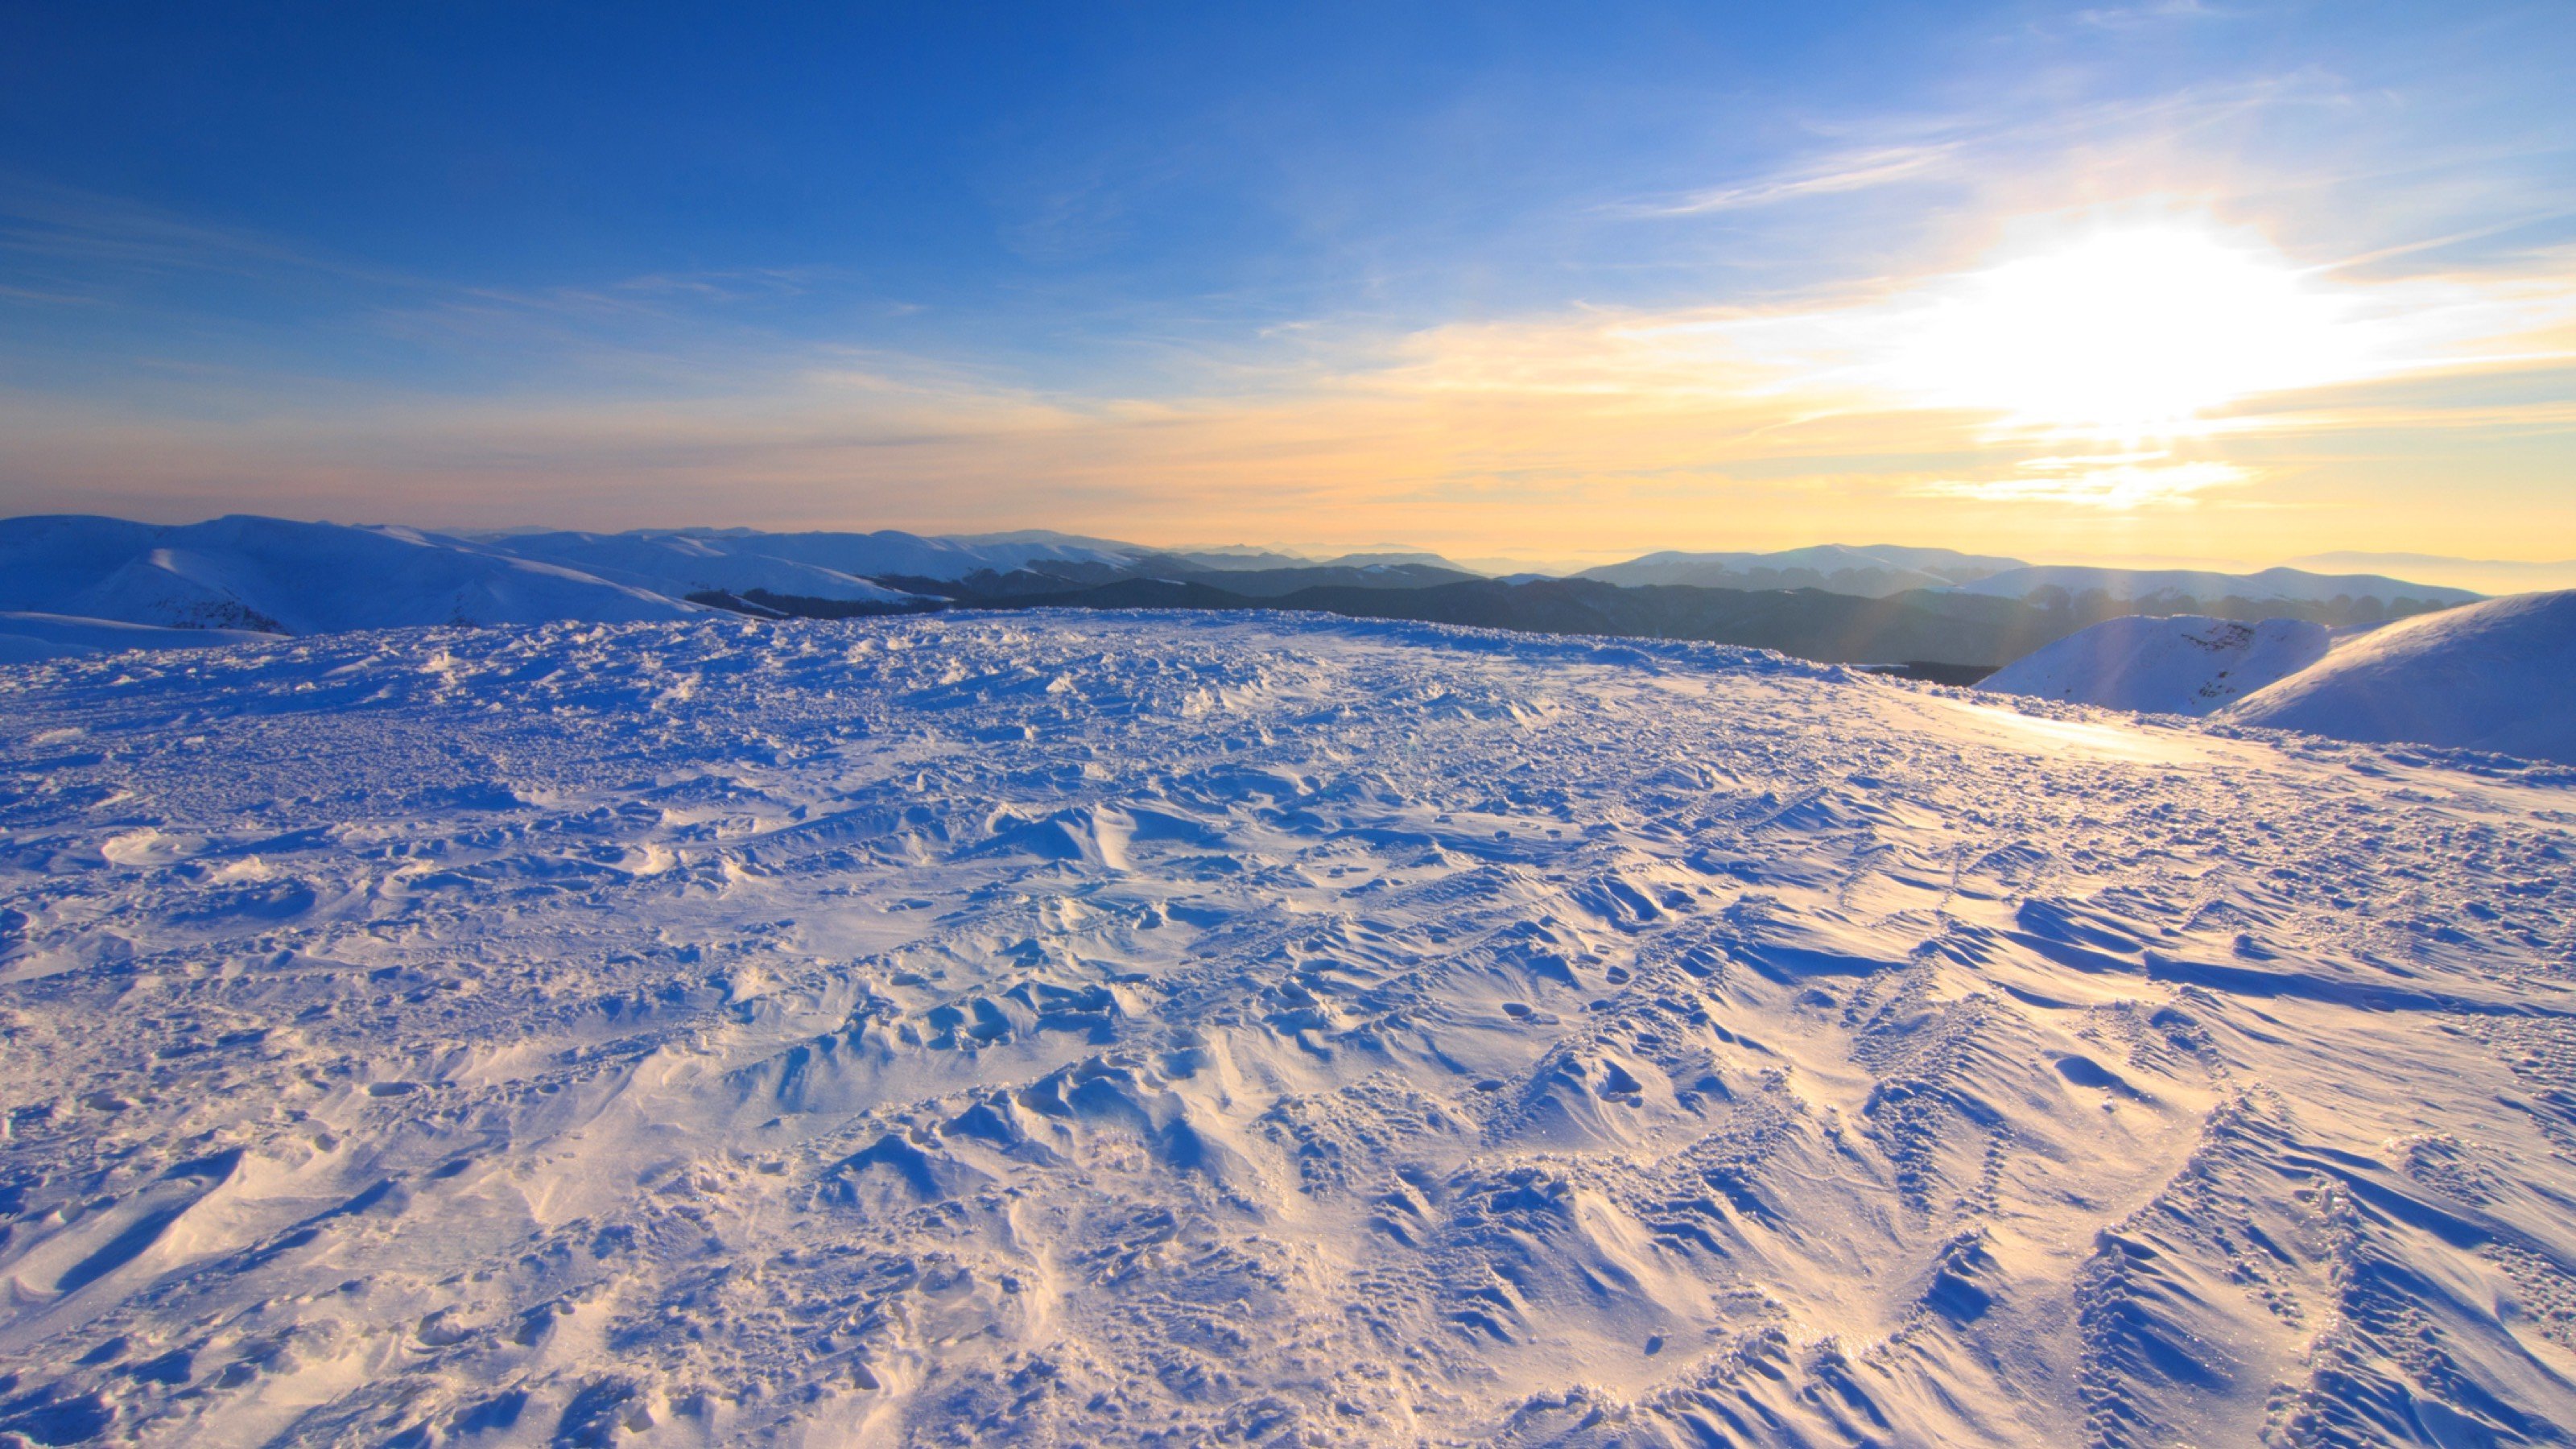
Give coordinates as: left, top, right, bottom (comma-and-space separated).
0, 613, 2571, 1445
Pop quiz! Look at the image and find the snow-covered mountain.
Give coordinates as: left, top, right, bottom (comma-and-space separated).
1977, 614, 2332, 715
468, 530, 928, 605
1948, 564, 2479, 609
0, 515, 696, 636
2219, 589, 2576, 764
1581, 543, 2025, 595
2, 611, 2570, 1445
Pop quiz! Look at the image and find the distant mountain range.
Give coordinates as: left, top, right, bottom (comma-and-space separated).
2289, 551, 2576, 596
1950, 564, 2479, 609
1576, 543, 2025, 596
0, 514, 2496, 671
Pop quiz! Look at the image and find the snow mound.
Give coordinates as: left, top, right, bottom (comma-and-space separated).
2220, 589, 2576, 763
1, 613, 2571, 1445
1979, 613, 2331, 715
0, 515, 697, 634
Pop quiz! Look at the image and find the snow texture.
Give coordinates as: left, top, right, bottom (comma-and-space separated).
2, 612, 2574, 1447
2222, 590, 2576, 766
1977, 614, 2331, 716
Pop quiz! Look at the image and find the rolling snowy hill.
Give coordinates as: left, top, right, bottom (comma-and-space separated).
2, 613, 2571, 1445
1977, 614, 2332, 715
0, 516, 695, 636
2220, 589, 2576, 764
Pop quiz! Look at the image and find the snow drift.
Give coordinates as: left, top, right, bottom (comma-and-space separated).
2, 612, 2571, 1445
1977, 613, 2332, 715
2219, 588, 2576, 764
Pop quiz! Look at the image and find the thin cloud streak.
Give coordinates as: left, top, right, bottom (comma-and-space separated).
1624, 144, 1963, 217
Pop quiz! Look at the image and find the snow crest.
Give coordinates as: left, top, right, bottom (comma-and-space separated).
2220, 589, 2576, 765
0, 613, 2571, 1445
1979, 614, 2331, 716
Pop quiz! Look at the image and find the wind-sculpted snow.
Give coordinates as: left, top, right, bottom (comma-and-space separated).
1, 613, 2573, 1446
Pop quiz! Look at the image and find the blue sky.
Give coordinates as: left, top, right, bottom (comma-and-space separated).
2, 2, 2571, 566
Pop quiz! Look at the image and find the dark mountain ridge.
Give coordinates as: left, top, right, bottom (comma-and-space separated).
708, 568, 2463, 669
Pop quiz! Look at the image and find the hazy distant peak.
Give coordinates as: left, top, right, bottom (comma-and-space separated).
1578, 543, 2027, 596
2288, 551, 2576, 595
1949, 564, 2482, 607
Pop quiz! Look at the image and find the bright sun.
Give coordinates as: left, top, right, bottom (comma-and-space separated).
1893, 222, 2357, 438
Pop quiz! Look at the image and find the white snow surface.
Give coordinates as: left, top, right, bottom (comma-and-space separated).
0, 517, 697, 635
2220, 590, 2576, 766
2, 613, 2574, 1447
1977, 614, 2332, 716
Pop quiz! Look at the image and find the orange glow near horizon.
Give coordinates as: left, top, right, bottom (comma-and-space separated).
2, 204, 2572, 572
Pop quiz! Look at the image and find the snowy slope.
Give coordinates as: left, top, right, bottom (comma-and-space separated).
2220, 589, 2576, 764
1978, 614, 2331, 715
0, 515, 696, 634
1, 613, 2572, 1446
1582, 543, 2024, 595
1950, 563, 2479, 608
0, 613, 276, 664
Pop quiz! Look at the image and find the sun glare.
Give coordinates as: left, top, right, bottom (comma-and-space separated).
1889, 222, 2357, 438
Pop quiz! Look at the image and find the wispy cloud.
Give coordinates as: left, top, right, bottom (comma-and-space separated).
1915, 457, 2248, 508
2069, 0, 2226, 34
0, 175, 407, 293
1623, 144, 1963, 217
